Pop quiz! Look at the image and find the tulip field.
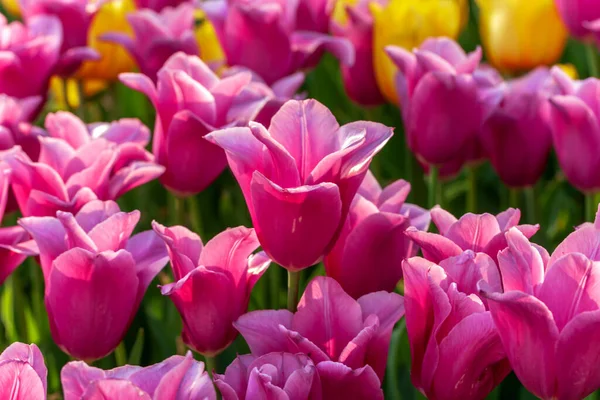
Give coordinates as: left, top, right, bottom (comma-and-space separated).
4, 0, 600, 399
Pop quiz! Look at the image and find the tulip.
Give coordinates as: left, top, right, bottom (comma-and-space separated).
62, 351, 215, 399
121, 53, 266, 196
203, 0, 354, 85
481, 68, 557, 187
324, 170, 430, 298
406, 206, 539, 263
134, 0, 188, 11
0, 95, 45, 159
103, 3, 199, 82
402, 253, 510, 399
0, 342, 47, 399
206, 99, 393, 270
19, 0, 100, 77
0, 14, 63, 99
386, 37, 502, 167
547, 75, 600, 192
19, 200, 169, 361
477, 0, 567, 72
372, 0, 468, 103
1, 0, 19, 16
75, 0, 137, 83
235, 276, 404, 382
483, 221, 600, 400
3, 113, 164, 217
554, 0, 600, 38
153, 222, 270, 357
296, 0, 335, 33
330, 0, 386, 106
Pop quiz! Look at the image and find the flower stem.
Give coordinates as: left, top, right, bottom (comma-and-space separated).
586, 193, 598, 222
524, 187, 536, 225
171, 194, 187, 227
270, 266, 281, 309
204, 355, 217, 377
428, 165, 440, 209
187, 195, 203, 236
287, 270, 301, 313
508, 188, 520, 209
114, 342, 127, 366
587, 43, 600, 78
466, 165, 477, 213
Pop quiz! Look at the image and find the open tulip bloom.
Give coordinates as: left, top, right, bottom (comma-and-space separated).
206, 99, 393, 270
0, 94, 45, 158
0, 342, 47, 399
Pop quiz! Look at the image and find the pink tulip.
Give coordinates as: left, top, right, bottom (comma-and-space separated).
386, 37, 502, 166
406, 206, 539, 263
481, 68, 556, 188
235, 276, 404, 382
121, 52, 266, 196
554, 0, 600, 38
134, 0, 188, 11
19, 0, 100, 77
325, 170, 430, 298
103, 3, 198, 82
331, 0, 386, 106
484, 221, 600, 400
3, 113, 164, 217
0, 342, 47, 399
0, 14, 62, 99
19, 200, 169, 361
547, 75, 600, 192
203, 0, 354, 85
206, 99, 393, 270
153, 222, 270, 357
0, 94, 45, 160
296, 0, 335, 33
61, 351, 215, 399
402, 253, 510, 399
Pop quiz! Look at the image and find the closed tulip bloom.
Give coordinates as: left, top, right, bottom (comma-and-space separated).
484, 220, 600, 400
325, 170, 430, 298
134, 0, 188, 11
0, 14, 62, 99
19, 0, 100, 77
481, 68, 557, 187
372, 0, 468, 103
235, 276, 404, 382
61, 351, 215, 399
103, 3, 199, 82
203, 0, 354, 85
0, 343, 47, 399
19, 200, 169, 361
331, 0, 386, 106
402, 253, 510, 399
554, 0, 600, 38
477, 0, 567, 72
121, 53, 266, 196
206, 99, 393, 270
154, 222, 270, 357
0, 95, 45, 159
406, 206, 539, 263
75, 0, 137, 83
386, 38, 502, 166
547, 76, 600, 192
3, 113, 164, 217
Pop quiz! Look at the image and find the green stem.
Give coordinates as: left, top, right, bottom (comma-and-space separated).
287, 270, 301, 313
587, 43, 600, 78
171, 194, 187, 227
403, 137, 413, 183
466, 166, 477, 213
586, 193, 598, 222
270, 266, 281, 309
524, 187, 536, 225
62, 79, 74, 113
12, 272, 28, 343
428, 165, 440, 209
204, 355, 217, 376
508, 188, 520, 209
385, 320, 406, 399
187, 195, 203, 236
114, 342, 127, 366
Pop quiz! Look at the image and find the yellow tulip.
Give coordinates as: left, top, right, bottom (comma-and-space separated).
476, 0, 568, 72
1, 0, 20, 17
371, 0, 466, 103
195, 9, 225, 69
75, 0, 137, 82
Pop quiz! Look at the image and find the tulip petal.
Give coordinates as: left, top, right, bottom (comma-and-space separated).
440, 251, 502, 297
430, 207, 458, 235
291, 31, 355, 68
57, 211, 97, 252
119, 73, 158, 105
126, 230, 170, 299
234, 310, 294, 356
45, 112, 90, 149
86, 211, 140, 252
81, 380, 152, 400
74, 200, 121, 232
0, 343, 46, 394
378, 179, 411, 213
404, 228, 463, 263
0, 361, 46, 400
498, 228, 546, 295
152, 221, 202, 281
445, 213, 501, 253
316, 362, 383, 400
550, 221, 600, 267
61, 361, 109, 399
18, 216, 67, 278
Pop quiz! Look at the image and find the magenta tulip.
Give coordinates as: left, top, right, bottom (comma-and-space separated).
484, 222, 600, 400
481, 67, 556, 187
121, 52, 266, 196
134, 0, 188, 11
555, 0, 600, 38
296, 0, 335, 33
331, 0, 386, 106
19, 0, 99, 77
0, 14, 62, 99
235, 276, 404, 382
406, 206, 538, 263
0, 342, 47, 399
325, 170, 430, 298
19, 200, 169, 361
386, 37, 501, 166
402, 253, 509, 399
203, 0, 354, 85
547, 75, 600, 192
0, 94, 45, 160
3, 113, 164, 217
61, 351, 215, 400
206, 99, 393, 270
103, 3, 198, 82
153, 222, 270, 357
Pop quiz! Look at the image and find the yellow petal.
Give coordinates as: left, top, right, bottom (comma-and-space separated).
332, 0, 360, 26
195, 9, 225, 68
50, 77, 81, 110
476, 0, 568, 72
1, 0, 20, 17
